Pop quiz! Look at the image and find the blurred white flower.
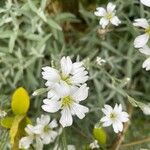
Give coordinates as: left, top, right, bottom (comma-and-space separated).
94, 2, 121, 29
19, 124, 43, 150
100, 104, 129, 133
96, 57, 106, 66
54, 144, 76, 150
139, 45, 150, 71
19, 115, 58, 149
89, 140, 100, 149
36, 115, 58, 144
42, 56, 88, 88
140, 0, 150, 7
42, 83, 89, 127
0, 109, 7, 118
133, 18, 150, 48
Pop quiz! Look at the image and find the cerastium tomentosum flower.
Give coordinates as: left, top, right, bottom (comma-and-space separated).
42, 83, 89, 127
100, 104, 129, 133
94, 2, 121, 29
41, 56, 89, 127
19, 115, 58, 150
42, 56, 88, 88
133, 18, 150, 48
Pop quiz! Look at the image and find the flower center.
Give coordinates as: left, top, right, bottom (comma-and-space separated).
145, 27, 150, 35
44, 125, 51, 133
61, 96, 73, 107
106, 13, 113, 20
110, 112, 117, 121
61, 74, 71, 84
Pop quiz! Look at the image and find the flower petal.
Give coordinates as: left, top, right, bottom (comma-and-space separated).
35, 137, 43, 150
61, 56, 72, 76
42, 67, 60, 82
54, 83, 70, 97
70, 103, 89, 119
49, 119, 58, 128
36, 115, 50, 126
139, 45, 150, 55
133, 18, 149, 29
107, 2, 116, 13
41, 131, 58, 144
60, 107, 73, 127
94, 7, 106, 16
99, 17, 109, 29
100, 116, 109, 122
47, 90, 60, 100
134, 33, 149, 48
112, 123, 119, 133
42, 99, 61, 113
142, 57, 150, 71
72, 84, 89, 102
19, 136, 33, 149
102, 121, 112, 127
110, 16, 121, 26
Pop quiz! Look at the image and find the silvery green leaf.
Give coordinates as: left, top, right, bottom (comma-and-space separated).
37, 8, 47, 22
36, 34, 51, 51
9, 32, 17, 53
40, 0, 47, 10
28, 0, 38, 13
0, 8, 6, 13
47, 18, 62, 30
127, 96, 138, 107
0, 30, 13, 38
32, 88, 48, 96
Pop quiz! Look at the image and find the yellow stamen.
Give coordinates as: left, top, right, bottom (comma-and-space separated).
61, 74, 71, 84
44, 125, 50, 132
61, 96, 73, 107
110, 113, 117, 121
145, 27, 150, 35
106, 13, 113, 20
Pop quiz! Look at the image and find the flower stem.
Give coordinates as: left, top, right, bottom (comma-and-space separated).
62, 129, 67, 150
121, 137, 150, 148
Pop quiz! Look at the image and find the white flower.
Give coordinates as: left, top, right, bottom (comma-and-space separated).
42, 83, 89, 127
36, 115, 58, 144
19, 115, 58, 149
96, 57, 106, 66
139, 45, 150, 71
94, 2, 121, 29
100, 104, 129, 133
140, 0, 150, 7
89, 140, 100, 149
42, 56, 88, 88
133, 18, 150, 48
19, 124, 43, 150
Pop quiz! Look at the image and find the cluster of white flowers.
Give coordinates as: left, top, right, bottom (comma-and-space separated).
94, 2, 121, 29
41, 56, 89, 127
100, 104, 129, 133
133, 1, 150, 71
19, 115, 58, 150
